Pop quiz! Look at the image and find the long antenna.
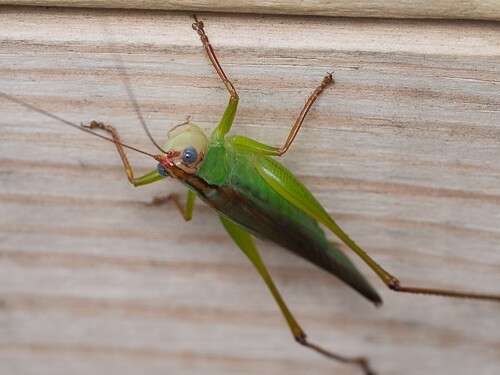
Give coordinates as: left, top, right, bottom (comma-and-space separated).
0, 91, 156, 159
102, 24, 167, 154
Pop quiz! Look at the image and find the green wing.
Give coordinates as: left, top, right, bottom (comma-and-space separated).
196, 143, 381, 304
254, 156, 384, 280
252, 155, 382, 304
255, 156, 349, 235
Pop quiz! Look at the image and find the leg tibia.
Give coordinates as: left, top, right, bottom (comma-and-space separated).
191, 16, 239, 139
192, 16, 238, 100
278, 72, 334, 156
219, 215, 376, 375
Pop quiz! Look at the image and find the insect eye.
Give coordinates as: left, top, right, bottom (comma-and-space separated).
157, 163, 168, 177
182, 146, 198, 165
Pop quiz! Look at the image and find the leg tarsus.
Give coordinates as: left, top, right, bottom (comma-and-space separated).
295, 334, 376, 375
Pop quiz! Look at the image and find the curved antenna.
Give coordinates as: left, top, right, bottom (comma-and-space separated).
0, 91, 156, 159
113, 52, 167, 154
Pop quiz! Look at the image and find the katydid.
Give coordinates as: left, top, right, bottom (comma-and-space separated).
3, 15, 500, 375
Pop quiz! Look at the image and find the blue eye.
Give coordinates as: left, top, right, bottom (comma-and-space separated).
157, 163, 168, 177
182, 146, 198, 164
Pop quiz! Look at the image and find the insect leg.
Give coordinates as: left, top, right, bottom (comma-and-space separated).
192, 16, 239, 138
219, 215, 376, 375
149, 190, 196, 221
249, 152, 500, 303
322, 209, 500, 302
81, 121, 164, 186
277, 72, 334, 156
328, 228, 500, 302
328, 226, 500, 302
192, 15, 238, 101
222, 73, 334, 156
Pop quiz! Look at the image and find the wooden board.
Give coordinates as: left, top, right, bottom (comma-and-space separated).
1, 6, 500, 375
2, 0, 500, 21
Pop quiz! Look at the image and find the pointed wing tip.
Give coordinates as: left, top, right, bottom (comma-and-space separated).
364, 287, 384, 307
368, 290, 383, 307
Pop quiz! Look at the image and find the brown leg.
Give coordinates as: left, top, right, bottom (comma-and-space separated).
192, 15, 238, 101
348, 240, 500, 302
387, 277, 500, 302
82, 121, 136, 183
191, 16, 239, 138
296, 336, 375, 375
148, 191, 196, 221
191, 16, 332, 153
278, 72, 334, 156
81, 121, 162, 187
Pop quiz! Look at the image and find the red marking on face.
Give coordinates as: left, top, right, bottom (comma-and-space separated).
167, 150, 180, 158
155, 154, 175, 168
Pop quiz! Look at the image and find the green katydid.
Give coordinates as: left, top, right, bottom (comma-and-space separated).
3, 15, 500, 375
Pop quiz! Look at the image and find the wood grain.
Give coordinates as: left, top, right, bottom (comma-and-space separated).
1, 5, 500, 375
2, 0, 500, 21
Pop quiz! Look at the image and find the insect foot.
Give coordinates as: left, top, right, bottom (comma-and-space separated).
295, 334, 376, 375
191, 15, 205, 36
323, 72, 335, 87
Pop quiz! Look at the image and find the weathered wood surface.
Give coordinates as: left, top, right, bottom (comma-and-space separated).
1, 6, 500, 375
2, 0, 500, 21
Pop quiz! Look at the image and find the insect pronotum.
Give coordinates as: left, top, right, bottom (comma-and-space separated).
2, 14, 500, 375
